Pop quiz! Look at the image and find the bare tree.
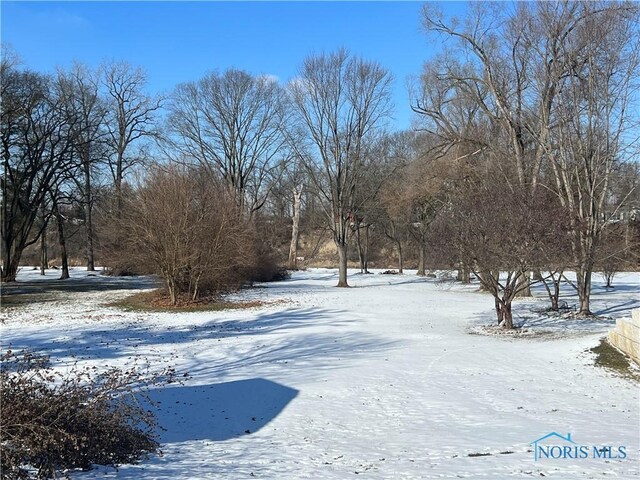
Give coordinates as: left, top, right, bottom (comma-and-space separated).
417, 2, 597, 295
1, 64, 78, 282
102, 61, 161, 216
56, 63, 106, 271
289, 49, 393, 287
432, 163, 563, 329
168, 69, 290, 216
419, 2, 586, 194
548, 2, 639, 314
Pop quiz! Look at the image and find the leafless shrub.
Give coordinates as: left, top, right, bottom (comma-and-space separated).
119, 165, 256, 304
0, 350, 170, 479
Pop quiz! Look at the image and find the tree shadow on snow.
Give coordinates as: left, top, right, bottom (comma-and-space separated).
1, 273, 160, 299
6, 307, 398, 382
144, 378, 298, 443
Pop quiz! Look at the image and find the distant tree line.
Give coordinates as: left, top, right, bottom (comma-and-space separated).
2, 1, 639, 320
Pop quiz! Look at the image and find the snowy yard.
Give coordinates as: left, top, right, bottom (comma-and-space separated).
1, 268, 638, 479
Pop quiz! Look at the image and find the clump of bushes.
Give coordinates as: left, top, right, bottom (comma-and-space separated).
113, 166, 286, 305
0, 350, 169, 479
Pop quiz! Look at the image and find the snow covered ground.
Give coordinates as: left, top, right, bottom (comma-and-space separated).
1, 267, 639, 479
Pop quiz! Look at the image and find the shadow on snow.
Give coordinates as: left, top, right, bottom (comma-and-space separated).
143, 378, 298, 443
6, 307, 399, 382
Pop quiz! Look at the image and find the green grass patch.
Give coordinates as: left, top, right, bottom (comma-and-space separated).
107, 289, 266, 313
590, 337, 640, 381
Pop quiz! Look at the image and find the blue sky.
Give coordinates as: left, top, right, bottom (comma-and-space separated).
2, 1, 466, 130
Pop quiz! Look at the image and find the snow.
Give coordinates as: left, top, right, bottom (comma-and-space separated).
1, 267, 638, 479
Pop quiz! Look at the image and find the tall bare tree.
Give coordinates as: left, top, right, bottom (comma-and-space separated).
549, 2, 640, 314
168, 69, 290, 216
417, 1, 639, 310
56, 63, 106, 271
1, 64, 78, 281
290, 49, 393, 287
102, 61, 161, 216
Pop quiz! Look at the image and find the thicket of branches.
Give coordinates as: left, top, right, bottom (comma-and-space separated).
117, 166, 257, 304
0, 350, 168, 479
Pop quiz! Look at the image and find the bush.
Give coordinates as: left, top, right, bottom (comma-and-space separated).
0, 350, 169, 479
118, 166, 257, 304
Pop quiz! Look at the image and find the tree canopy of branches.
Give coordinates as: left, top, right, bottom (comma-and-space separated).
416, 0, 640, 316
430, 160, 567, 329
102, 61, 161, 216
168, 69, 290, 216
1, 62, 79, 282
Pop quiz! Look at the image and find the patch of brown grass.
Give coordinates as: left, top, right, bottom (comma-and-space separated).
107, 289, 267, 312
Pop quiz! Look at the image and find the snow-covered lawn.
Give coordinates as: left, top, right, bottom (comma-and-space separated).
1, 268, 638, 479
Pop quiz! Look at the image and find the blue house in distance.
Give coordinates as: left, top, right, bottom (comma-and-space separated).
530, 432, 576, 461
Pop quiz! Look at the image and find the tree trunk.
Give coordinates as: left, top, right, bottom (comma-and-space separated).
337, 242, 349, 287
1, 238, 13, 281
40, 225, 47, 276
577, 266, 593, 316
417, 242, 426, 276
457, 262, 472, 284
287, 188, 302, 270
494, 297, 502, 324
40, 201, 47, 275
457, 263, 471, 284
52, 199, 69, 280
84, 159, 95, 271
359, 224, 370, 274
115, 153, 124, 218
501, 302, 514, 329
1, 235, 20, 282
167, 278, 177, 305
463, 264, 471, 284
396, 240, 403, 274
494, 296, 514, 329
604, 272, 614, 289
356, 225, 365, 274
364, 225, 370, 273
516, 271, 531, 297
550, 292, 559, 311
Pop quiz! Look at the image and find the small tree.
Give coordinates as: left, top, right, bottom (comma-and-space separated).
432, 164, 561, 329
